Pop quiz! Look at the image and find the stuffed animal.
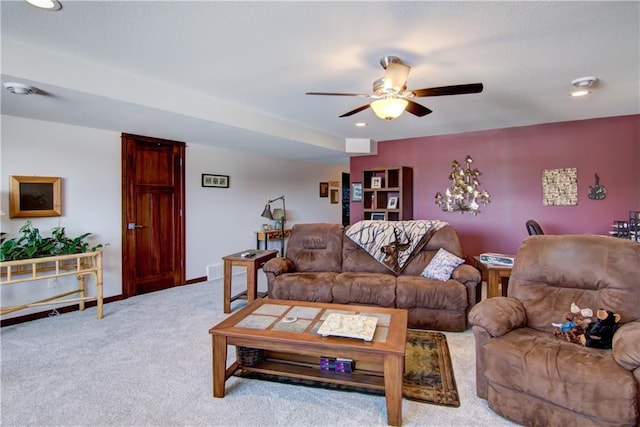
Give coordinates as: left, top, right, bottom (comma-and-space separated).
552, 302, 593, 344
580, 309, 621, 349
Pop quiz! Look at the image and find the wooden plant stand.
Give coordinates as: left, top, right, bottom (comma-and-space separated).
0, 251, 104, 319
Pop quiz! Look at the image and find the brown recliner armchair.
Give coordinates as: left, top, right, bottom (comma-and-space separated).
468, 235, 640, 426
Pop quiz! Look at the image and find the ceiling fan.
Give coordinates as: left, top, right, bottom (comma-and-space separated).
306, 56, 483, 121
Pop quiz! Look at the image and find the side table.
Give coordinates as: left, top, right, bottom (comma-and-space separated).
222, 249, 278, 313
473, 256, 513, 299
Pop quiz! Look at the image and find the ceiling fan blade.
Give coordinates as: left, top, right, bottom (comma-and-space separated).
405, 100, 433, 117
306, 92, 370, 97
384, 62, 411, 92
339, 104, 371, 117
411, 83, 483, 97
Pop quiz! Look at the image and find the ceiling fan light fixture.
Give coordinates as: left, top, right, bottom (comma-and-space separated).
371, 98, 408, 121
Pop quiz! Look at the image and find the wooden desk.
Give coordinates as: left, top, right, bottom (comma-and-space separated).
473, 256, 513, 299
222, 250, 278, 313
255, 229, 291, 250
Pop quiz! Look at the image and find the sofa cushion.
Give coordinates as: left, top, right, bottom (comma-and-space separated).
402, 225, 464, 276
342, 234, 393, 274
396, 276, 468, 311
269, 272, 338, 303
420, 248, 465, 281
285, 223, 344, 272
484, 328, 638, 425
333, 273, 396, 307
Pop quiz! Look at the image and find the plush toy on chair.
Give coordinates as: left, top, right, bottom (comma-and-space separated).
579, 309, 621, 349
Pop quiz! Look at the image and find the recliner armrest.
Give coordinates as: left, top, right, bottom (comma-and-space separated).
452, 264, 481, 285
263, 257, 295, 276
612, 321, 640, 371
468, 297, 526, 337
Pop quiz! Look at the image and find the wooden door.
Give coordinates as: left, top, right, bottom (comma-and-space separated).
121, 133, 185, 297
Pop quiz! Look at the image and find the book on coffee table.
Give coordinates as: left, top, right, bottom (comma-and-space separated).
317, 313, 378, 341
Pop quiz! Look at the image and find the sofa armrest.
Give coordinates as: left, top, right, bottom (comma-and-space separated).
452, 263, 481, 285
612, 321, 640, 371
468, 297, 527, 337
263, 257, 295, 276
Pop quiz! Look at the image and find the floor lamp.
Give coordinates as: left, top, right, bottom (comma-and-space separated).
260, 195, 286, 256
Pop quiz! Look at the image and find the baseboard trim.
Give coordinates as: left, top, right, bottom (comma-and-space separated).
0, 278, 209, 327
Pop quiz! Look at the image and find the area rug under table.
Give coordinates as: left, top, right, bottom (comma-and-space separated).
234, 329, 460, 407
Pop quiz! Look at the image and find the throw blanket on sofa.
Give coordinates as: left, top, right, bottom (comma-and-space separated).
346, 220, 448, 273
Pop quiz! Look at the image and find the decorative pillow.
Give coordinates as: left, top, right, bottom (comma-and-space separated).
421, 248, 465, 281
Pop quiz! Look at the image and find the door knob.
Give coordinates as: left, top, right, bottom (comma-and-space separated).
127, 223, 144, 229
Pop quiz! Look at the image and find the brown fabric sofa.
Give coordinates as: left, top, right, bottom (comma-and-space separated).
263, 222, 481, 331
468, 235, 640, 426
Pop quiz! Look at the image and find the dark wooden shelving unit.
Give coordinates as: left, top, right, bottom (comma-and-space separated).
362, 166, 413, 221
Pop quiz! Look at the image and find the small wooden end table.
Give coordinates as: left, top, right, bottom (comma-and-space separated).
473, 256, 513, 299
222, 249, 278, 313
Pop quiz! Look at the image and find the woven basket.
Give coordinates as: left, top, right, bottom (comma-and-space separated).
236, 346, 264, 367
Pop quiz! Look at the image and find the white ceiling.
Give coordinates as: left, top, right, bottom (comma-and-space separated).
2, 1, 639, 165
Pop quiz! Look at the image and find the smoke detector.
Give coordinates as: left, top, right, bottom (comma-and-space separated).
571, 76, 598, 88
3, 82, 37, 95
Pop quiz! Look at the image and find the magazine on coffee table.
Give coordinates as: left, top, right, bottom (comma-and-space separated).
317, 313, 378, 342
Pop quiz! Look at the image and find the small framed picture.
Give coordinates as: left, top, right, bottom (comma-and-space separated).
262, 224, 271, 231
371, 177, 382, 189
202, 174, 229, 188
387, 197, 398, 209
371, 212, 386, 221
319, 182, 329, 197
351, 182, 362, 202
330, 189, 339, 204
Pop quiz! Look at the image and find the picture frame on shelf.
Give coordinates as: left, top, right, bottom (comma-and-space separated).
371, 212, 386, 221
330, 189, 339, 204
387, 197, 398, 209
371, 177, 382, 189
9, 175, 62, 218
319, 182, 329, 197
262, 224, 271, 231
202, 174, 229, 188
351, 182, 362, 202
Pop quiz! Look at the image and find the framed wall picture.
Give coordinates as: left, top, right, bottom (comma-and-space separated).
371, 176, 382, 189
351, 182, 363, 202
371, 212, 386, 221
202, 174, 229, 188
387, 197, 398, 209
319, 182, 329, 197
330, 189, 339, 204
9, 175, 62, 218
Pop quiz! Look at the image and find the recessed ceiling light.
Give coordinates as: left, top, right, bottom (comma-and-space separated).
26, 0, 62, 11
571, 90, 591, 97
3, 82, 38, 95
355, 122, 367, 127
570, 76, 597, 96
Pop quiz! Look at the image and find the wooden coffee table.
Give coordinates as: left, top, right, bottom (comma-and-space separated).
209, 299, 408, 426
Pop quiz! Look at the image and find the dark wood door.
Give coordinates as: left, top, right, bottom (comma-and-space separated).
121, 133, 185, 297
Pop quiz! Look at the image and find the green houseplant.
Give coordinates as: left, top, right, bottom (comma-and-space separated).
0, 221, 105, 262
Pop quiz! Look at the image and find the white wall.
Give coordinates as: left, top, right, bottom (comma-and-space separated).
1, 115, 346, 318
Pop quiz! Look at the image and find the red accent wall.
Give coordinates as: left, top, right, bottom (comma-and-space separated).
350, 115, 640, 257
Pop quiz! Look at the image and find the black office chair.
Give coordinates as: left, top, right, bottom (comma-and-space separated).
526, 219, 544, 235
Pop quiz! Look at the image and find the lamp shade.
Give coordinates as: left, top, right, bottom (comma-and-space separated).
272, 208, 285, 220
261, 204, 273, 219
370, 98, 408, 120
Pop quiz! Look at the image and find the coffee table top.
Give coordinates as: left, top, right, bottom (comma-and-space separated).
209, 299, 407, 357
